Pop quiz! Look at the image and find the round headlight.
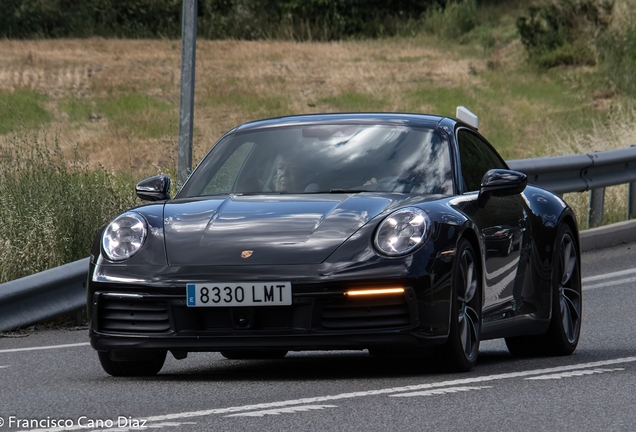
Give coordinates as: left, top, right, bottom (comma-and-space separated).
102, 212, 148, 261
374, 207, 430, 256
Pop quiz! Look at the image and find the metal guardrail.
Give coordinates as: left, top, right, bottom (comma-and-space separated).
0, 258, 88, 332
1, 146, 635, 331
508, 146, 636, 228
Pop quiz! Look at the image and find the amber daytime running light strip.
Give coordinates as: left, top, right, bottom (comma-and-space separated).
345, 288, 405, 296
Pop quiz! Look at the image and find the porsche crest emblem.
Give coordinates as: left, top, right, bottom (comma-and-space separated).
241, 250, 254, 259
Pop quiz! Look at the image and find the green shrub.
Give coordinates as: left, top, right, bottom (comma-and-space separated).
422, 0, 477, 41
0, 132, 139, 283
537, 40, 596, 67
0, 0, 181, 38
516, 0, 614, 67
597, 25, 636, 97
0, 0, 443, 40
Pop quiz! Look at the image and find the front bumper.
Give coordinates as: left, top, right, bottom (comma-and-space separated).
88, 249, 455, 353
89, 282, 451, 352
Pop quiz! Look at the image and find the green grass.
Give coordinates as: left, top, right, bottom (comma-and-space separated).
397, 65, 607, 159
204, 78, 291, 117
408, 85, 476, 118
372, 54, 389, 62
59, 97, 94, 122
319, 92, 387, 112
293, 56, 608, 160
404, 82, 523, 158
0, 90, 52, 134
299, 58, 607, 162
398, 56, 425, 63
230, 94, 290, 116
97, 93, 176, 138
59, 93, 176, 138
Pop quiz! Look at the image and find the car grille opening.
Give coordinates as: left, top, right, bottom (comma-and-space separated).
98, 298, 171, 333
320, 295, 410, 330
172, 307, 292, 332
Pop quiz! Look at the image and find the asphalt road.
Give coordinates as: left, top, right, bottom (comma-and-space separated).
1, 242, 636, 432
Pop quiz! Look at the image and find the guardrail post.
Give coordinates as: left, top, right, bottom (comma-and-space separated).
588, 188, 605, 228
629, 182, 636, 220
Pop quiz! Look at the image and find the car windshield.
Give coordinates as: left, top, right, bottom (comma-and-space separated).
179, 124, 453, 197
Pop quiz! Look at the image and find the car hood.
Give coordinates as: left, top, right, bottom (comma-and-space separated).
163, 194, 420, 266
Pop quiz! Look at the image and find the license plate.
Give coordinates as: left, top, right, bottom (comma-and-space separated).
186, 282, 292, 307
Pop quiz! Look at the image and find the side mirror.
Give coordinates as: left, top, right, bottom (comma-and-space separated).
478, 169, 527, 208
136, 175, 171, 202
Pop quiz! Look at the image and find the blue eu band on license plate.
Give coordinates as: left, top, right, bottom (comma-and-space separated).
186, 282, 292, 307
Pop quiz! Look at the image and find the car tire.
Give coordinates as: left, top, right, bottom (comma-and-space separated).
220, 350, 288, 360
442, 238, 482, 372
98, 350, 166, 377
505, 224, 582, 357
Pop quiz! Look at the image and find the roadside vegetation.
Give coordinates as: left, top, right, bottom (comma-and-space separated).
0, 133, 138, 282
2, 0, 636, 282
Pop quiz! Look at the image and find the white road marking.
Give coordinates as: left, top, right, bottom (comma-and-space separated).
0, 342, 90, 354
226, 405, 337, 417
526, 368, 624, 380
390, 386, 492, 397
143, 422, 197, 429
138, 357, 636, 418
17, 356, 636, 432
582, 268, 636, 283
583, 276, 636, 291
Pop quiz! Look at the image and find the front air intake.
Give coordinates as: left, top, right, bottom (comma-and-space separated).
320, 295, 410, 330
98, 298, 170, 333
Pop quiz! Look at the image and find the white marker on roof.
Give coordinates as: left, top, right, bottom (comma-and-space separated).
456, 106, 478, 129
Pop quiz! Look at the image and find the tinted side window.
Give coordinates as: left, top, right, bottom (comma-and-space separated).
457, 130, 507, 192
200, 141, 256, 195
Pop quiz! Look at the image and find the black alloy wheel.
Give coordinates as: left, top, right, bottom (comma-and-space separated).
505, 224, 582, 356
556, 228, 582, 346
443, 238, 482, 372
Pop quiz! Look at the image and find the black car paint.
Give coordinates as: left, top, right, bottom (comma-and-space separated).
87, 113, 578, 354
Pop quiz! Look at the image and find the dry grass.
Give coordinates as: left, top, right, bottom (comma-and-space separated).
546, 100, 636, 155
551, 100, 636, 228
0, 38, 483, 174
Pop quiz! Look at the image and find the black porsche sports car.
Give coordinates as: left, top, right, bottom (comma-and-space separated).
88, 112, 582, 376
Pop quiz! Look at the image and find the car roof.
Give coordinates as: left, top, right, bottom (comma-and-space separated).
234, 113, 448, 132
